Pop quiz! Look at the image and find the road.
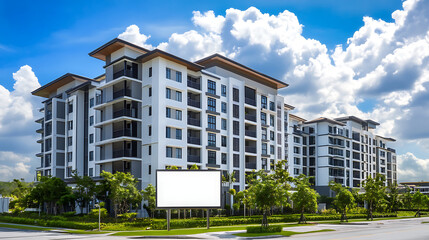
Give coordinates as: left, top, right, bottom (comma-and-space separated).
0, 217, 428, 239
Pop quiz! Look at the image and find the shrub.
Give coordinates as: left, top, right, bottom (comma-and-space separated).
118, 212, 137, 220
247, 225, 282, 233
321, 209, 337, 215
89, 208, 108, 218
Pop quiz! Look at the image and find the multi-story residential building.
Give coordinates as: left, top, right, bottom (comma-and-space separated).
32, 38, 398, 201
401, 182, 429, 196
32, 38, 290, 204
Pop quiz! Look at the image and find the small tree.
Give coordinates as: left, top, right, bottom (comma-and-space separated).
222, 171, 236, 213
412, 191, 429, 217
385, 183, 401, 213
72, 171, 96, 214
247, 169, 289, 227
142, 184, 156, 218
362, 174, 386, 220
100, 171, 142, 219
292, 175, 318, 224
329, 181, 355, 222
401, 187, 413, 209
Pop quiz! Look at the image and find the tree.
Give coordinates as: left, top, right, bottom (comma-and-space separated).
361, 174, 386, 220
329, 181, 355, 222
400, 187, 413, 209
100, 171, 142, 218
385, 183, 401, 213
247, 169, 289, 227
412, 191, 429, 217
9, 179, 34, 213
222, 171, 236, 213
142, 184, 156, 218
72, 171, 96, 214
292, 175, 318, 224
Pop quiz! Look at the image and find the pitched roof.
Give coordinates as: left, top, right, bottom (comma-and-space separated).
89, 38, 150, 61
284, 103, 295, 110
195, 53, 288, 89
136, 49, 204, 72
305, 117, 346, 126
289, 113, 306, 122
32, 73, 94, 98
335, 116, 380, 126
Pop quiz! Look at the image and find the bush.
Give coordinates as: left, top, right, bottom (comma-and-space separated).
89, 208, 108, 218
247, 225, 282, 233
118, 212, 137, 220
321, 209, 337, 215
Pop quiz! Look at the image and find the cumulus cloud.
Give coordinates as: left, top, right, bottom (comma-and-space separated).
118, 24, 154, 50
0, 151, 32, 181
397, 152, 429, 182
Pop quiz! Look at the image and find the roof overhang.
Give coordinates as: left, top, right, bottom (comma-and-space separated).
289, 113, 307, 122
284, 103, 295, 110
32, 73, 94, 98
305, 117, 346, 126
335, 116, 380, 126
195, 54, 288, 89
376, 135, 396, 142
89, 38, 150, 61
136, 49, 204, 72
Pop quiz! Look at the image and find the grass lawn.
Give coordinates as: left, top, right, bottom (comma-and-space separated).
0, 223, 53, 231
112, 223, 311, 236
64, 229, 112, 234
234, 229, 335, 237
320, 216, 417, 224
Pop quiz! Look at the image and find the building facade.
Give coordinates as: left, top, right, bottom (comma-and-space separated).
33, 38, 397, 199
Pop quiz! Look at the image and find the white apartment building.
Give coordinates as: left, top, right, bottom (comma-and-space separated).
32, 38, 397, 199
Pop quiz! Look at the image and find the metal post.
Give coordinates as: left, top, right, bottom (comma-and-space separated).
98, 204, 101, 231
206, 209, 210, 229
167, 209, 171, 231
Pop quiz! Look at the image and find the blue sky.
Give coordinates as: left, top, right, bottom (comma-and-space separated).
1, 0, 429, 182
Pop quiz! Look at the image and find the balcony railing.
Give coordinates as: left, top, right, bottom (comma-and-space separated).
187, 98, 201, 108
245, 114, 257, 122
113, 129, 132, 138
113, 149, 136, 158
113, 69, 138, 80
245, 162, 257, 169
187, 80, 201, 90
245, 130, 257, 138
187, 155, 201, 163
187, 117, 201, 127
113, 109, 134, 118
187, 137, 201, 145
245, 146, 257, 153
245, 97, 256, 106
113, 89, 131, 99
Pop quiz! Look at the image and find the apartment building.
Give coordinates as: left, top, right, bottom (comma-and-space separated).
32, 38, 397, 199
33, 38, 291, 200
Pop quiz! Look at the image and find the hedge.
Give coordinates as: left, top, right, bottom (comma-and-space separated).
0, 215, 97, 230
247, 225, 282, 233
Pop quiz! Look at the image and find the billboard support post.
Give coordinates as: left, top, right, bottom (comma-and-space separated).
206, 209, 209, 229
167, 209, 171, 231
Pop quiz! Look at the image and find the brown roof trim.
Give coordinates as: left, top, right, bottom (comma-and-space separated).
195, 54, 288, 89
284, 103, 295, 110
335, 116, 380, 126
136, 49, 204, 72
289, 113, 306, 122
94, 73, 105, 81
305, 117, 346, 126
376, 135, 396, 142
103, 55, 138, 69
32, 73, 94, 98
89, 38, 150, 61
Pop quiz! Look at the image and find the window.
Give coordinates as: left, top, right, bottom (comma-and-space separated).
222, 153, 227, 164
166, 127, 171, 138
148, 126, 152, 136
68, 120, 73, 130
233, 138, 239, 151
149, 107, 152, 116
89, 116, 94, 126
176, 129, 182, 140
208, 133, 216, 146
208, 151, 216, 164
149, 67, 152, 77
294, 157, 301, 165
221, 136, 227, 147
166, 88, 171, 99
176, 91, 182, 102
261, 112, 267, 125
233, 88, 239, 102
89, 98, 94, 108
89, 168, 93, 176
176, 71, 182, 82
262, 128, 267, 140
148, 165, 152, 174
269, 101, 275, 111
149, 87, 152, 97
270, 145, 275, 154
294, 168, 300, 175
233, 121, 239, 135
208, 80, 216, 95
175, 148, 182, 158
68, 102, 73, 113
233, 104, 239, 118
208, 115, 216, 129
67, 152, 72, 162
68, 136, 72, 146
176, 110, 182, 120
89, 151, 94, 161
166, 107, 171, 118
166, 68, 171, 79
208, 97, 216, 112
221, 118, 227, 130
221, 84, 227, 97
262, 143, 268, 155
166, 147, 173, 157
270, 131, 275, 141
294, 147, 300, 154
149, 145, 152, 155
270, 115, 274, 126
221, 102, 227, 113
261, 96, 267, 109
89, 134, 94, 144
233, 154, 240, 167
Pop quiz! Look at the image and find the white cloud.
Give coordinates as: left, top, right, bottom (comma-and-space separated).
397, 152, 429, 182
192, 10, 225, 34
118, 24, 154, 50
0, 151, 32, 181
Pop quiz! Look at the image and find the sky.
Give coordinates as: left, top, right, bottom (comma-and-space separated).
0, 0, 428, 183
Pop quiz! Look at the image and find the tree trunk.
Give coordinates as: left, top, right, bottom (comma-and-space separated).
262, 209, 268, 227
299, 208, 306, 224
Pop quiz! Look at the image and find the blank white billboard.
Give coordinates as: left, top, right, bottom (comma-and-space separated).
156, 170, 221, 208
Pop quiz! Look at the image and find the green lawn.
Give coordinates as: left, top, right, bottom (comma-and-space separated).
0, 223, 53, 231
234, 229, 335, 237
64, 229, 112, 234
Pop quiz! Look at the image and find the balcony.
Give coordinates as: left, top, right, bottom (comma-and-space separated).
36, 128, 44, 134
245, 114, 257, 122
245, 97, 256, 106
45, 113, 52, 121
245, 162, 257, 169
187, 98, 201, 108
113, 109, 135, 118
187, 155, 201, 163
113, 68, 138, 80
245, 146, 257, 154
187, 79, 201, 90
113, 129, 133, 138
187, 117, 201, 127
245, 130, 257, 138
113, 89, 131, 99
112, 149, 136, 158
187, 137, 201, 145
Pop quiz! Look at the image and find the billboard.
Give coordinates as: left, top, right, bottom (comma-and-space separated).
156, 170, 221, 209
